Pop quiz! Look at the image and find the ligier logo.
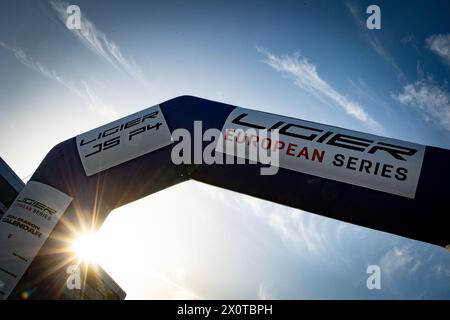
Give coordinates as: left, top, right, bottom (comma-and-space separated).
76, 104, 173, 176
219, 108, 425, 198
232, 113, 418, 161
231, 112, 418, 182
78, 110, 162, 158
15, 198, 57, 221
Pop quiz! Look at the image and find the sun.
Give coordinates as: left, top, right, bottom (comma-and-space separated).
71, 232, 100, 263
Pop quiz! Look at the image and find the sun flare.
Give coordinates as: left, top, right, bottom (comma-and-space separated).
71, 233, 100, 263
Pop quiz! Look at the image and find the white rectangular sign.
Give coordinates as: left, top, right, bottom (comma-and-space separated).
0, 181, 72, 299
76, 105, 173, 176
217, 107, 425, 198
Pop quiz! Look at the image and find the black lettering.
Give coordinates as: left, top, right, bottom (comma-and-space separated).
268, 121, 284, 130
359, 159, 372, 173
316, 131, 333, 143
34, 202, 45, 210
141, 111, 159, 122
373, 162, 380, 175
368, 142, 417, 161
103, 136, 120, 151
346, 156, 358, 170
332, 154, 345, 167
85, 143, 102, 158
146, 122, 162, 131
129, 126, 146, 141
327, 134, 373, 152
22, 198, 34, 205
102, 125, 120, 138
395, 167, 408, 181
79, 137, 96, 146
231, 113, 265, 129
124, 118, 141, 129
381, 164, 393, 178
280, 123, 323, 141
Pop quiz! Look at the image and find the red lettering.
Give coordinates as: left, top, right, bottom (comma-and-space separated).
312, 149, 325, 163
287, 143, 297, 156
297, 147, 309, 159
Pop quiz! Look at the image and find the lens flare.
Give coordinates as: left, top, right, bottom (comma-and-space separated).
71, 233, 99, 263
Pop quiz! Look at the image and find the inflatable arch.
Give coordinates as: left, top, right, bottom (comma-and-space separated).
1, 95, 449, 299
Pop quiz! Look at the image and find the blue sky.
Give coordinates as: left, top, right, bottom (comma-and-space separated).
0, 0, 449, 299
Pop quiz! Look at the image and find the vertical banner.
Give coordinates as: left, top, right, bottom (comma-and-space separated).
0, 181, 72, 299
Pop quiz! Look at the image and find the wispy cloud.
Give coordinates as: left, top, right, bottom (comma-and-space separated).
401, 34, 419, 51
268, 208, 330, 257
346, 2, 402, 75
49, 0, 146, 82
0, 41, 83, 96
431, 264, 450, 278
426, 33, 450, 66
392, 76, 450, 131
348, 77, 392, 113
379, 245, 422, 278
374, 241, 450, 298
257, 47, 380, 129
0, 41, 118, 119
81, 81, 118, 119
257, 283, 273, 300
204, 182, 362, 265
198, 182, 333, 258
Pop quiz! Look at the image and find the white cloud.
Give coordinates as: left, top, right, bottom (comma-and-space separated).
82, 81, 118, 119
50, 0, 146, 82
392, 76, 450, 131
199, 182, 331, 257
346, 2, 402, 75
379, 245, 422, 278
198, 183, 332, 258
431, 264, 450, 278
426, 33, 450, 66
377, 243, 450, 286
257, 47, 380, 129
0, 41, 82, 96
222, 190, 352, 262
0, 42, 118, 119
268, 209, 328, 256
257, 283, 272, 300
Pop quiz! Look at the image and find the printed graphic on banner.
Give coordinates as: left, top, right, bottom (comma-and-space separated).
76, 105, 173, 176
217, 107, 425, 198
0, 181, 72, 299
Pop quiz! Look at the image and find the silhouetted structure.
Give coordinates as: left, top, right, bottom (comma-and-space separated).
0, 157, 126, 300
